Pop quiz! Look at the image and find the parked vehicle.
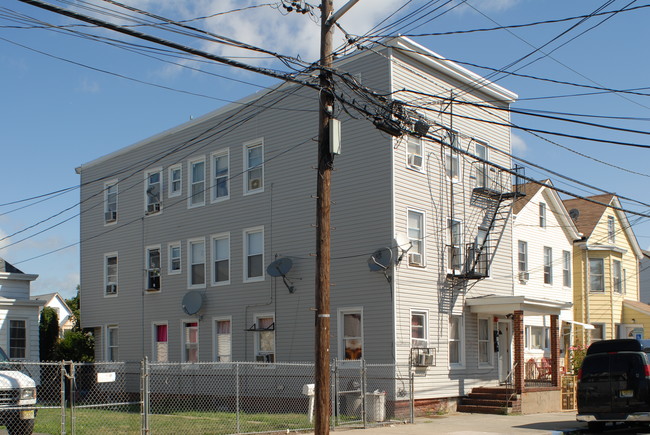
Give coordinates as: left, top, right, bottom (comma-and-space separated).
577, 338, 650, 432
0, 347, 36, 435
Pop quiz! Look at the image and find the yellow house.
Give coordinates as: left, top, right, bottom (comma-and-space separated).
563, 194, 643, 345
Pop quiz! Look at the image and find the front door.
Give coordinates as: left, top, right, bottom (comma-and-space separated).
497, 321, 512, 383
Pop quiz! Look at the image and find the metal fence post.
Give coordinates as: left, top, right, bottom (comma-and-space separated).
236, 362, 240, 434
330, 359, 336, 431
69, 362, 76, 435
409, 370, 415, 424
141, 357, 150, 435
361, 359, 367, 428
60, 362, 66, 435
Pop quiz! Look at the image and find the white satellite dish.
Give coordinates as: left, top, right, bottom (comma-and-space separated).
368, 248, 393, 271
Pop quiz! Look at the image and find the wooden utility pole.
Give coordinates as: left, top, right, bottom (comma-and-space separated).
314, 1, 359, 433
314, 0, 334, 432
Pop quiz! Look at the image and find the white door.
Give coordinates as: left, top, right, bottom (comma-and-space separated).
497, 321, 512, 383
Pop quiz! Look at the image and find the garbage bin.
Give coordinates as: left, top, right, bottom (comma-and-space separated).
340, 391, 362, 417
365, 391, 386, 422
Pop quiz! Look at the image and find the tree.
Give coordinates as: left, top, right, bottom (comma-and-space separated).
56, 286, 94, 362
39, 307, 59, 361
66, 285, 81, 331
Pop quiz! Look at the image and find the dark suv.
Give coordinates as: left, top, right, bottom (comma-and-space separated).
577, 338, 650, 432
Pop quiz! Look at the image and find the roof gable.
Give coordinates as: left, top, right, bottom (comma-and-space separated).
0, 258, 24, 274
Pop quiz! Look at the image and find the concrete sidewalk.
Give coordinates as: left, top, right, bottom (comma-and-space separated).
307, 412, 586, 434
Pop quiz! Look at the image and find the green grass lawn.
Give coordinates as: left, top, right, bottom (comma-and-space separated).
34, 407, 315, 435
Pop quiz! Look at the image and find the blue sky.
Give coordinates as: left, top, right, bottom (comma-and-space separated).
2, 0, 649, 299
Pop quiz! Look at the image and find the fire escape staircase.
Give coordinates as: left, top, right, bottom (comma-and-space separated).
447, 166, 525, 281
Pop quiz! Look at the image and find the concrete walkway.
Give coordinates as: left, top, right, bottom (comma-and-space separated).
308, 412, 587, 434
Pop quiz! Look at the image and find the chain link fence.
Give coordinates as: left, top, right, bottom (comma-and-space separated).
16, 360, 412, 434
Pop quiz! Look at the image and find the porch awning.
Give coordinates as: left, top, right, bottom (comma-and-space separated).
562, 319, 595, 330
465, 295, 572, 316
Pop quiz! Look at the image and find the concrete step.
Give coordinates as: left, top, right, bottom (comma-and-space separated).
462, 398, 516, 407
457, 404, 509, 415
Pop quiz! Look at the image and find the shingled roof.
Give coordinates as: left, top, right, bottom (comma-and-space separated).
562, 193, 615, 239
512, 180, 546, 215
0, 258, 24, 274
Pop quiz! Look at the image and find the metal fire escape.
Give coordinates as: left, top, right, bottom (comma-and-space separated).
447, 165, 526, 280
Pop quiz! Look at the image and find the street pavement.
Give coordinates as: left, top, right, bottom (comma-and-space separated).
306, 412, 589, 434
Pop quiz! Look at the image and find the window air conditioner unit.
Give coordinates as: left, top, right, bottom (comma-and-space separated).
408, 253, 422, 266
105, 211, 117, 222
106, 284, 117, 294
415, 353, 434, 367
518, 271, 530, 282
256, 354, 274, 363
249, 178, 262, 191
146, 203, 161, 214
408, 154, 423, 168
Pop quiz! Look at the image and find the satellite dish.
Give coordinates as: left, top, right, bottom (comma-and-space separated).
266, 258, 296, 293
368, 248, 393, 271
569, 208, 580, 221
182, 290, 204, 315
266, 258, 293, 277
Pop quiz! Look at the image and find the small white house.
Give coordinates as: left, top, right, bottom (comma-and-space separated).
31, 292, 75, 338
0, 258, 43, 360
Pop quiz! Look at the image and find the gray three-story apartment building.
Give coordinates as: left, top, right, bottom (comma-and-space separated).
78, 37, 554, 407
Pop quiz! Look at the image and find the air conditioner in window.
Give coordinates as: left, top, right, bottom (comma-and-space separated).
146, 203, 161, 214
408, 154, 423, 168
105, 211, 117, 222
256, 354, 274, 363
408, 253, 422, 266
518, 271, 530, 282
106, 284, 117, 294
249, 178, 262, 191
415, 353, 434, 367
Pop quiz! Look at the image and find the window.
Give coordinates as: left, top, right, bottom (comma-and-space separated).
189, 157, 205, 207
589, 323, 605, 343
146, 247, 161, 290
613, 259, 622, 293
589, 258, 604, 292
104, 181, 118, 224
608, 216, 616, 243
105, 253, 118, 296
244, 227, 264, 281
539, 202, 547, 228
188, 239, 206, 287
9, 319, 26, 359
212, 233, 230, 285
525, 325, 549, 350
183, 321, 199, 362
475, 141, 488, 188
445, 131, 460, 181
153, 323, 168, 362
168, 242, 181, 274
411, 311, 427, 348
543, 247, 553, 284
518, 241, 528, 276
407, 210, 424, 266
406, 136, 423, 169
478, 318, 491, 366
107, 326, 118, 361
340, 309, 363, 360
449, 315, 464, 367
169, 165, 182, 197
563, 250, 571, 287
214, 318, 232, 362
145, 168, 162, 214
245, 140, 264, 194
448, 219, 463, 272
255, 315, 275, 362
212, 149, 229, 202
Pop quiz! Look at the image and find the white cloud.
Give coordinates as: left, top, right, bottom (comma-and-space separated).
31, 271, 80, 300
452, 0, 521, 16
511, 132, 528, 156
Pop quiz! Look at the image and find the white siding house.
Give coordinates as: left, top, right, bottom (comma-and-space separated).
511, 181, 580, 372
31, 293, 75, 338
77, 37, 534, 409
0, 258, 43, 361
